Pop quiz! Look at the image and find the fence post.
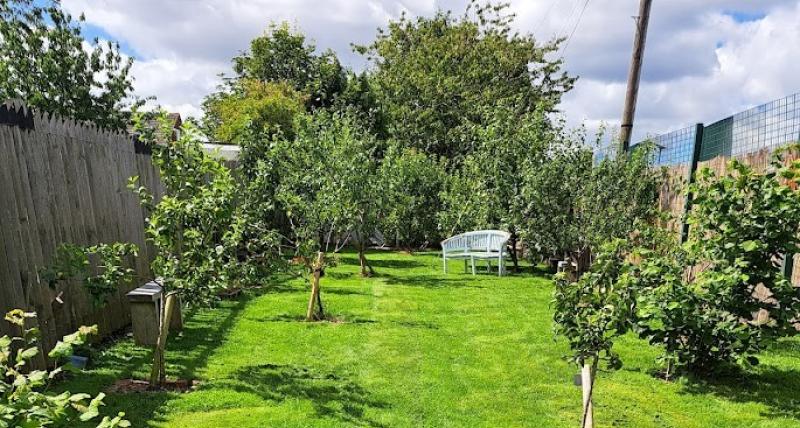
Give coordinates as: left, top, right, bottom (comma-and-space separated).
782, 253, 795, 283
680, 123, 705, 243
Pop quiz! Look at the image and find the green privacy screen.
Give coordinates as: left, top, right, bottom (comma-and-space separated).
699, 117, 733, 161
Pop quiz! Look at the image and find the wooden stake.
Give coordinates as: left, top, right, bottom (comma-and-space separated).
581, 362, 595, 428
150, 292, 177, 387
306, 252, 324, 321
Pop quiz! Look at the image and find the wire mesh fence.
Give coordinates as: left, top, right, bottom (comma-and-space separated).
598, 92, 800, 165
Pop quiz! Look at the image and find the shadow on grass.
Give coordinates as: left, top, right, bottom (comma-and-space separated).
390, 319, 439, 330
682, 364, 800, 419
252, 313, 378, 325
336, 255, 425, 270
57, 292, 254, 427
211, 363, 389, 427
380, 273, 484, 289
325, 286, 371, 296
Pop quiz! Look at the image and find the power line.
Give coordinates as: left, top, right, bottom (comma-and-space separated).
535, 0, 561, 32
558, 0, 592, 57
555, 0, 584, 38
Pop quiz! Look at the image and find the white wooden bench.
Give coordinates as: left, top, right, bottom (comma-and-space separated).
441, 230, 511, 276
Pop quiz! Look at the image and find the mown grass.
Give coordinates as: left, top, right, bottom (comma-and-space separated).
60, 250, 800, 427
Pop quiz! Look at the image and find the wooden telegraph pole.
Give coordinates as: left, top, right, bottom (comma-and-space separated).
620, 0, 653, 151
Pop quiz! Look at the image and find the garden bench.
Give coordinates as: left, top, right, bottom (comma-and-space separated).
441, 230, 510, 276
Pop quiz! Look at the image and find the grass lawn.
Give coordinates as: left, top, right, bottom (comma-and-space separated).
60, 251, 800, 427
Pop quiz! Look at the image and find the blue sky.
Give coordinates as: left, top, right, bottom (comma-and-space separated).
61, 0, 800, 143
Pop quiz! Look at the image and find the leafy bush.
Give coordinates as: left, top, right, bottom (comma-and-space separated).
1, 310, 129, 428
634, 150, 800, 373
40, 243, 138, 307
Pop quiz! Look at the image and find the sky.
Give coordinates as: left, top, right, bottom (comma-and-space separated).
62, 0, 800, 143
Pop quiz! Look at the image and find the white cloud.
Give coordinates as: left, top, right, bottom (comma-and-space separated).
62, 0, 800, 143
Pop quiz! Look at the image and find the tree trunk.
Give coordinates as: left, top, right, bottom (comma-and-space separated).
572, 248, 592, 278
581, 360, 596, 428
358, 246, 374, 277
306, 252, 325, 321
509, 230, 520, 273
150, 292, 177, 388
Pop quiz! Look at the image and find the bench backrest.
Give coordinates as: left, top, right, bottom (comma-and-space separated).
441, 230, 510, 254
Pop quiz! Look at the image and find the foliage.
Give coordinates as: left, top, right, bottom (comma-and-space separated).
634, 149, 800, 373
0, 310, 129, 428
130, 111, 280, 305
553, 240, 635, 372
521, 139, 661, 267
40, 243, 138, 307
379, 144, 444, 249
274, 111, 382, 276
0, 0, 137, 130
229, 22, 347, 111
358, 0, 574, 162
336, 72, 388, 140
439, 103, 558, 268
201, 79, 305, 144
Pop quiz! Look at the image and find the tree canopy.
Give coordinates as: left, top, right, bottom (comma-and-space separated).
357, 1, 575, 162
0, 0, 136, 130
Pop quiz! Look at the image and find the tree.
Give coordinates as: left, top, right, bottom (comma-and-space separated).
379, 144, 444, 250
0, 0, 137, 130
201, 79, 305, 145
358, 1, 575, 163
521, 140, 661, 272
271, 111, 382, 319
129, 112, 282, 386
440, 103, 557, 270
230, 22, 347, 111
553, 240, 636, 428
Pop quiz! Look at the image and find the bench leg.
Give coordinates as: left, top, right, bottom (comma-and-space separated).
498, 257, 503, 277
487, 260, 492, 273
471, 256, 476, 275
443, 256, 447, 274
464, 259, 468, 273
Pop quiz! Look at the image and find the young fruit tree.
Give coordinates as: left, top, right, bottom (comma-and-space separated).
553, 240, 636, 428
273, 111, 382, 319
440, 103, 557, 270
521, 140, 661, 273
129, 112, 281, 386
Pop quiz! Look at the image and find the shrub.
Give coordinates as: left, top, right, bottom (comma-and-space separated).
40, 243, 139, 307
634, 148, 800, 374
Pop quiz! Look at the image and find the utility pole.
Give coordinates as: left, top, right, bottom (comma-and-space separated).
620, 0, 653, 151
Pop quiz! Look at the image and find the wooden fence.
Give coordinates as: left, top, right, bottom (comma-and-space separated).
659, 148, 800, 284
0, 101, 164, 358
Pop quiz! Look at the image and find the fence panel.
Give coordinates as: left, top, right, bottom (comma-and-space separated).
0, 101, 162, 353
